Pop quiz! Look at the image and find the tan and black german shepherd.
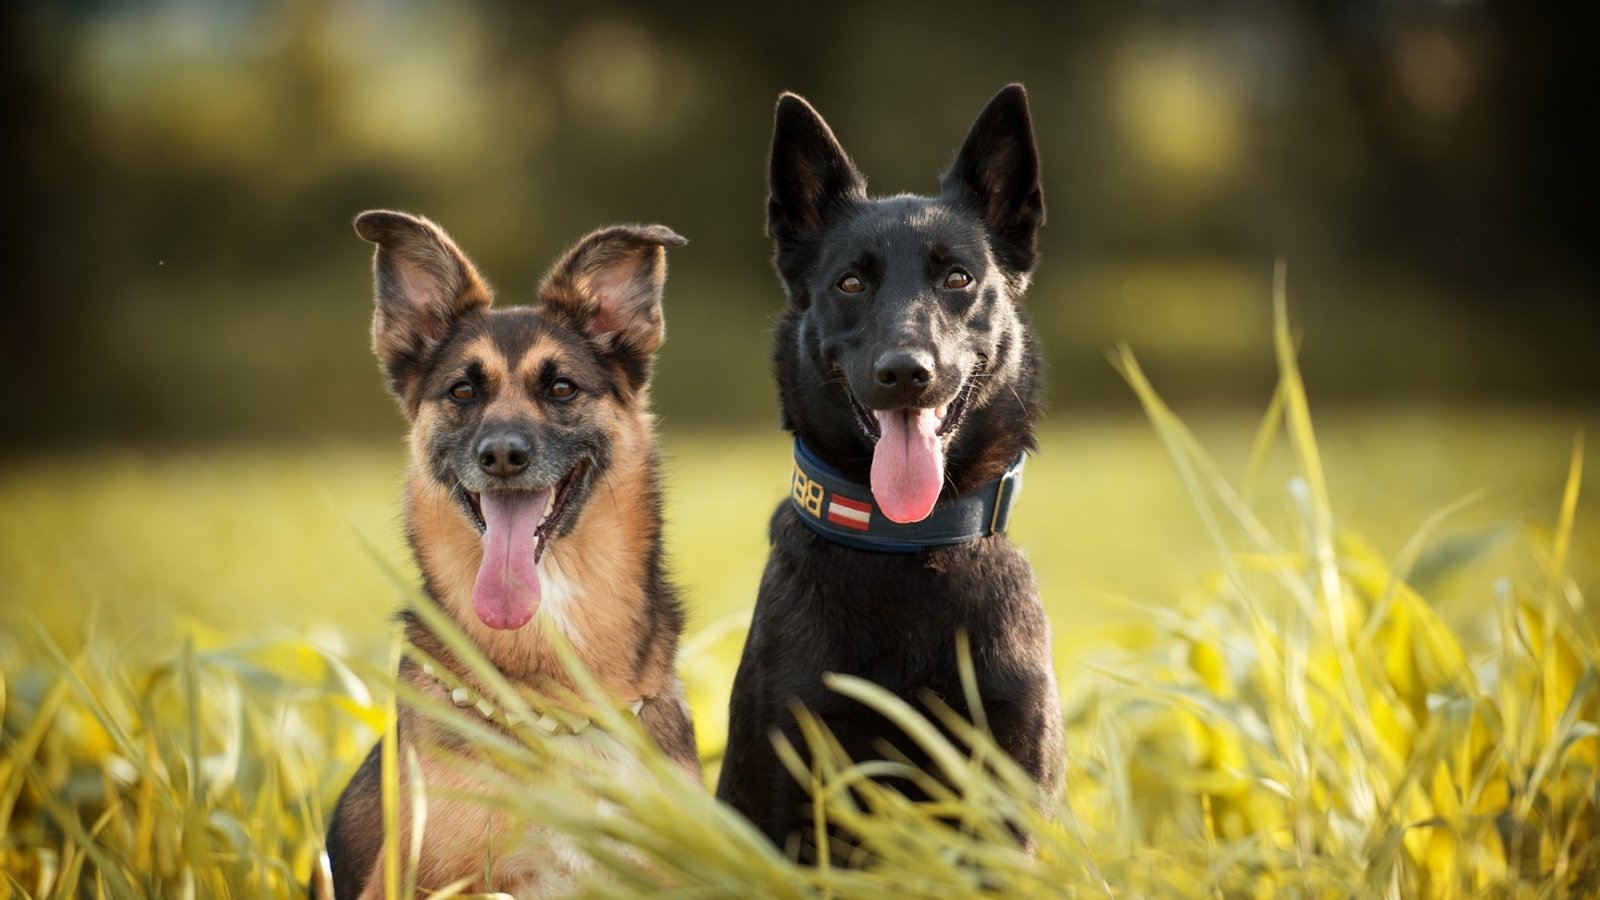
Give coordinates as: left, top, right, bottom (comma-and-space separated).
324, 211, 698, 897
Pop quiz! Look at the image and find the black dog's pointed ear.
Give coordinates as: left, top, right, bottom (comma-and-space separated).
355, 210, 492, 404
539, 224, 687, 386
941, 84, 1045, 275
767, 93, 867, 244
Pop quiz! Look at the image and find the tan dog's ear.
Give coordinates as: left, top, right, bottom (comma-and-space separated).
539, 224, 687, 385
354, 210, 492, 405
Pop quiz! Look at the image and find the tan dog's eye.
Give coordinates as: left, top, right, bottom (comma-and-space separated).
837, 274, 865, 294
943, 269, 973, 289
548, 378, 578, 401
449, 380, 476, 402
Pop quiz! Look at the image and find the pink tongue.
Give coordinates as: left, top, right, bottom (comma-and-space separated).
471, 490, 550, 630
870, 409, 945, 524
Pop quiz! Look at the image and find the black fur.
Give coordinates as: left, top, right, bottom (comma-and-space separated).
716, 84, 1065, 859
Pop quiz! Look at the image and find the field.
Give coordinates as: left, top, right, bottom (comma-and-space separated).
3, 329, 1599, 896
7, 409, 1593, 659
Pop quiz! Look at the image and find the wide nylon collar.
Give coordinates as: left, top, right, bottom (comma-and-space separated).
787, 438, 1024, 553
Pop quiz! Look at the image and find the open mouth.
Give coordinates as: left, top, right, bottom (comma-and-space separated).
451, 459, 590, 631
455, 460, 588, 563
933, 364, 983, 438
836, 361, 986, 444
833, 360, 987, 525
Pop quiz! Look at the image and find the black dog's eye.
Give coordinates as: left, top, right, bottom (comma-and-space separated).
548, 378, 578, 401
943, 269, 973, 289
448, 380, 476, 402
837, 274, 865, 294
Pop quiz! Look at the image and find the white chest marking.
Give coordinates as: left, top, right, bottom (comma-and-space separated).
536, 556, 583, 648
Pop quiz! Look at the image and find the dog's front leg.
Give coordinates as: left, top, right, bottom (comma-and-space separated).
716, 649, 785, 832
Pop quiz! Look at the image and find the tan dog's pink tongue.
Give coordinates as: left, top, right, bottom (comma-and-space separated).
871, 408, 944, 523
472, 489, 549, 630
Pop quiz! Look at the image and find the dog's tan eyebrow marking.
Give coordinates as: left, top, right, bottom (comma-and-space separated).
514, 334, 566, 382
450, 335, 509, 386
456, 334, 498, 362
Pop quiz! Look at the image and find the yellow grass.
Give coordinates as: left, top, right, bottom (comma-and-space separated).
3, 300, 1598, 897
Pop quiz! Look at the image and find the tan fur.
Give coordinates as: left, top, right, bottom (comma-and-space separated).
357, 669, 699, 899
334, 216, 697, 899
367, 384, 690, 898
360, 211, 494, 411
512, 334, 566, 383
538, 226, 682, 358
403, 396, 669, 698
355, 738, 617, 898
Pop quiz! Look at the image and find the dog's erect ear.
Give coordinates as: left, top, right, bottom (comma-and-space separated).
941, 84, 1045, 275
355, 210, 492, 403
540, 224, 687, 384
767, 93, 866, 245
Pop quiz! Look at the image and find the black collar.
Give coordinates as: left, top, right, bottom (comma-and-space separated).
787, 439, 1024, 554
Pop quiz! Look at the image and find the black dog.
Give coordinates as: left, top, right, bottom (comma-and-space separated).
717, 85, 1064, 857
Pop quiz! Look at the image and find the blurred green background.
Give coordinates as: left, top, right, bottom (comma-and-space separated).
2, 0, 1596, 655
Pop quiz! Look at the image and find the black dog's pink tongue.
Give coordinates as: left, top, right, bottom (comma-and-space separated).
471, 489, 550, 630
871, 408, 944, 523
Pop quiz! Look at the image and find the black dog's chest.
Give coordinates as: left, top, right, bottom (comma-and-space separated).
755, 505, 1040, 700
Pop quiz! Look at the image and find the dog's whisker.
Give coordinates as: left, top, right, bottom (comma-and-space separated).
599, 462, 623, 513
1008, 384, 1026, 412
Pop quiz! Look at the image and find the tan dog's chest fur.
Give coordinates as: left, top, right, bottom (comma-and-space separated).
359, 667, 696, 898
358, 515, 700, 898
324, 213, 696, 898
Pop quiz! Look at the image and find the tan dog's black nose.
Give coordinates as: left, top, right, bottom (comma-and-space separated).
476, 432, 531, 477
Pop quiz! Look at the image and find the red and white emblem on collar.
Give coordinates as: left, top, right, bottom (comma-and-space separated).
826, 493, 872, 531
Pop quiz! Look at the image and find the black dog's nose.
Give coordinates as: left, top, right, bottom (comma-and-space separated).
476, 432, 531, 478
872, 350, 934, 403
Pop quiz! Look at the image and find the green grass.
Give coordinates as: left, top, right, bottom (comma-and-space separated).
3, 301, 1599, 896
